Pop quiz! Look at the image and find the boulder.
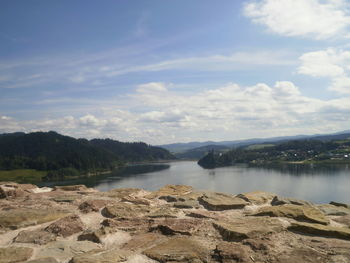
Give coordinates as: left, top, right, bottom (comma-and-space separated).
212, 241, 251, 263
143, 237, 209, 263
101, 203, 150, 219
0, 208, 70, 230
36, 241, 100, 262
253, 204, 329, 225
78, 227, 116, 243
288, 222, 350, 240
150, 218, 203, 236
198, 192, 250, 211
271, 196, 313, 206
45, 214, 84, 237
14, 229, 56, 245
317, 204, 350, 216
0, 247, 33, 263
236, 191, 275, 205
213, 217, 284, 242
69, 249, 132, 263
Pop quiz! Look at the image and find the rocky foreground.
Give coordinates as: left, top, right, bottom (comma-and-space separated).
0, 183, 350, 263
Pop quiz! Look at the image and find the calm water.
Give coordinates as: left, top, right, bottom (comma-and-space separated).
89, 161, 350, 204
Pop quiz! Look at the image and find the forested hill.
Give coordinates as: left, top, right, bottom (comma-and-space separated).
0, 131, 174, 173
90, 139, 174, 161
198, 139, 350, 169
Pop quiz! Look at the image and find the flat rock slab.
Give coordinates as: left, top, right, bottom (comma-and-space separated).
45, 214, 85, 237
288, 222, 350, 240
213, 217, 284, 241
151, 218, 203, 236
271, 196, 313, 206
122, 233, 165, 252
101, 218, 153, 232
212, 241, 251, 263
0, 247, 33, 263
198, 192, 250, 211
276, 248, 329, 263
27, 258, 58, 263
333, 215, 350, 227
0, 208, 70, 230
253, 204, 329, 225
79, 199, 114, 213
53, 185, 89, 191
173, 200, 200, 209
147, 206, 179, 218
236, 191, 276, 205
36, 240, 100, 262
14, 229, 56, 245
317, 204, 350, 216
102, 203, 150, 219
147, 184, 193, 199
143, 237, 209, 263
70, 249, 132, 263
330, 201, 350, 209
105, 188, 142, 199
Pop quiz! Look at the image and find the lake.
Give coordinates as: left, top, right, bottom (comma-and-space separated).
85, 161, 350, 204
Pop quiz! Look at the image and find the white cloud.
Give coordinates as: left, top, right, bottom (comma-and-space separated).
297, 48, 350, 94
244, 0, 350, 39
2, 81, 350, 143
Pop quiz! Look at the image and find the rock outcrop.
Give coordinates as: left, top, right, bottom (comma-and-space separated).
0, 182, 350, 263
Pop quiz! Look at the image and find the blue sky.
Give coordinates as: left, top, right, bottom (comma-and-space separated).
1, 0, 350, 144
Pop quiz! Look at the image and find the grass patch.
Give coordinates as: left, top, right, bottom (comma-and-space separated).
0, 169, 47, 184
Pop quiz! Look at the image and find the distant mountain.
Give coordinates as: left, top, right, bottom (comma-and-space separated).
160, 130, 350, 154
175, 144, 230, 160
0, 131, 174, 176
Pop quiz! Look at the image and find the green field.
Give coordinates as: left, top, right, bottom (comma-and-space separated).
0, 169, 46, 183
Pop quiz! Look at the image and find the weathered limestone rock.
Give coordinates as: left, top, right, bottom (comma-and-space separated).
173, 200, 200, 209
121, 196, 151, 205
236, 191, 275, 205
0, 208, 70, 229
14, 229, 56, 245
36, 241, 100, 262
45, 214, 84, 237
253, 204, 329, 225
27, 258, 58, 263
69, 249, 132, 263
105, 188, 141, 199
213, 217, 284, 242
122, 233, 165, 251
288, 222, 350, 240
212, 241, 251, 263
143, 237, 209, 263
101, 203, 150, 219
198, 192, 250, 211
0, 247, 33, 263
333, 215, 350, 228
276, 248, 329, 263
150, 218, 203, 236
330, 201, 350, 209
271, 196, 313, 206
53, 185, 89, 191
52, 195, 81, 203
79, 199, 112, 213
147, 184, 193, 200
317, 204, 350, 216
186, 210, 217, 219
78, 227, 116, 243
147, 206, 179, 218
101, 218, 153, 232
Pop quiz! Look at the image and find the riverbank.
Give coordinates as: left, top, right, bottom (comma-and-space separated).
0, 183, 349, 262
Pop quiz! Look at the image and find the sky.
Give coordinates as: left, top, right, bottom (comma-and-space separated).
1, 0, 350, 144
